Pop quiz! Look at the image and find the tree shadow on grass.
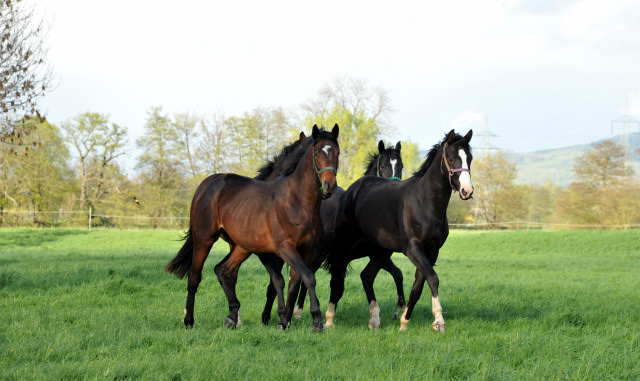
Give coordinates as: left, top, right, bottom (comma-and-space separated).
0, 229, 90, 248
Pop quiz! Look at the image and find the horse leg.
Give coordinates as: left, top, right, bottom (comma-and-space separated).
279, 242, 323, 332
257, 254, 285, 326
360, 251, 393, 329
403, 241, 444, 332
214, 246, 251, 328
294, 249, 323, 319
184, 235, 216, 328
325, 250, 350, 327
381, 258, 406, 320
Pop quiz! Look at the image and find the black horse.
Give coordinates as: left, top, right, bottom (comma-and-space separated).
260, 140, 407, 325
325, 130, 473, 331
165, 125, 340, 332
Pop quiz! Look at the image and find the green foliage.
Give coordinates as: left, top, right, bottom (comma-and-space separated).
556, 140, 640, 227
0, 119, 73, 216
1, 229, 639, 379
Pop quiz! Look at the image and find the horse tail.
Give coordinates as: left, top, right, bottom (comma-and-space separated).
165, 227, 194, 279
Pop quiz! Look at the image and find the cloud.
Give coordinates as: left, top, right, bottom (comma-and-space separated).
452, 110, 485, 129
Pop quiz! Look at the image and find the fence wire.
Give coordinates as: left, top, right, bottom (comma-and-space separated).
0, 210, 638, 230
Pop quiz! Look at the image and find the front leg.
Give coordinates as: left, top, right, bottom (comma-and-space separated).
402, 240, 445, 332
278, 241, 323, 332
359, 250, 392, 329
257, 254, 285, 326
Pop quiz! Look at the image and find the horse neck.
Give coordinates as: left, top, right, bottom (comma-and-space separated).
288, 144, 323, 209
416, 146, 452, 219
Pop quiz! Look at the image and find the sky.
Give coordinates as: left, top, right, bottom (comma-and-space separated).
35, 0, 640, 173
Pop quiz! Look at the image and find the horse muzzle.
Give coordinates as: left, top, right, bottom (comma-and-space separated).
459, 185, 474, 200
322, 180, 337, 199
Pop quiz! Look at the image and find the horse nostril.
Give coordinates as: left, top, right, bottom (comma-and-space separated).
461, 189, 468, 197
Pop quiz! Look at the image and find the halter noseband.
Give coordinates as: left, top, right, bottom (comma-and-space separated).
376, 155, 401, 181
313, 146, 337, 177
441, 142, 470, 192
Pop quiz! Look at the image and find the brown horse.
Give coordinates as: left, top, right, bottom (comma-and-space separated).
165, 125, 340, 332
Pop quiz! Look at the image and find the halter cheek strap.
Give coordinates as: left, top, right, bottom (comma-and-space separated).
441, 142, 470, 192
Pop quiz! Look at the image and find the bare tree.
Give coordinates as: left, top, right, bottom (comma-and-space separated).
199, 113, 229, 174
0, 0, 53, 146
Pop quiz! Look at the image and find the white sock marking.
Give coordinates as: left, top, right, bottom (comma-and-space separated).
325, 302, 336, 326
368, 300, 381, 330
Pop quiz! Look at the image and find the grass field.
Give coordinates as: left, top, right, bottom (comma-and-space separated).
0, 228, 639, 380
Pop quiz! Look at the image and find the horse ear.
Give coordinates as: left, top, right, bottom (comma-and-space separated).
299, 131, 306, 143
312, 124, 319, 139
331, 123, 339, 139
446, 129, 456, 144
378, 140, 385, 154
395, 141, 401, 151
464, 129, 473, 143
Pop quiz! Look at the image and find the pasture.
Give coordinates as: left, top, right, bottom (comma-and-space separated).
0, 228, 638, 380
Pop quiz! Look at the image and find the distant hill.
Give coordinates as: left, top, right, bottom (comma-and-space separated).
504, 132, 640, 187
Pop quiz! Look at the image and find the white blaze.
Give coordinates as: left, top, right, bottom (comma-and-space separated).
458, 149, 473, 192
390, 158, 398, 178
322, 144, 331, 155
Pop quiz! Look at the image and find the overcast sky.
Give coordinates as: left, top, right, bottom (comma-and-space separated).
37, 0, 640, 172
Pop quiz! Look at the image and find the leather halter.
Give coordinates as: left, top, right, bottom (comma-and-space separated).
376, 155, 401, 181
440, 142, 470, 192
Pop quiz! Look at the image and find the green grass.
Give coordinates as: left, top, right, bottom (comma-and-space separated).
1, 228, 639, 380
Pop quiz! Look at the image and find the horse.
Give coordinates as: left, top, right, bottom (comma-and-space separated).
324, 129, 473, 331
165, 124, 340, 332
266, 140, 408, 325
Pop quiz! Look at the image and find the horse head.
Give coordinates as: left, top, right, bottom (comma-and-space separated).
312, 124, 340, 198
442, 129, 474, 200
376, 140, 403, 181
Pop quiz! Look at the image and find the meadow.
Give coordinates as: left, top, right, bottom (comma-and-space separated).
0, 228, 638, 380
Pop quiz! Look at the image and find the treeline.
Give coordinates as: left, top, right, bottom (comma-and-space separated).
448, 141, 640, 228
0, 78, 427, 228
2, 78, 639, 229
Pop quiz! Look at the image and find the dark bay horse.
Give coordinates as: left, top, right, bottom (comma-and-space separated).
325, 130, 473, 331
165, 125, 340, 332
279, 140, 407, 325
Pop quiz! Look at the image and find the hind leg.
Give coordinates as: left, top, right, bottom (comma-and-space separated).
184, 236, 216, 328
360, 251, 392, 329
214, 246, 251, 328
257, 254, 285, 325
381, 258, 406, 320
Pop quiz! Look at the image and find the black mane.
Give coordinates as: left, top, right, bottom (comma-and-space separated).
280, 128, 338, 177
255, 138, 305, 180
411, 132, 471, 178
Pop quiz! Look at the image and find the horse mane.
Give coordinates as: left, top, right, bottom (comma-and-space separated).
363, 151, 380, 176
363, 145, 401, 176
280, 128, 337, 177
254, 138, 305, 180
411, 132, 471, 178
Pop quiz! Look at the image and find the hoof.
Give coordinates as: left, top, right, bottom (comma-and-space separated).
293, 306, 303, 320
224, 317, 237, 329
432, 322, 445, 333
368, 319, 380, 330
261, 314, 270, 326
392, 312, 398, 320
311, 323, 324, 333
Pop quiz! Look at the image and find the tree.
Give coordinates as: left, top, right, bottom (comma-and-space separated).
574, 140, 633, 187
136, 106, 185, 218
556, 140, 639, 227
61, 112, 127, 210
173, 111, 201, 188
0, 0, 53, 145
472, 151, 519, 224
227, 106, 294, 176
301, 76, 393, 186
0, 119, 72, 225
198, 113, 230, 174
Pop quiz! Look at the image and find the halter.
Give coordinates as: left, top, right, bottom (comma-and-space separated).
440, 142, 470, 192
313, 146, 337, 195
376, 155, 401, 181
